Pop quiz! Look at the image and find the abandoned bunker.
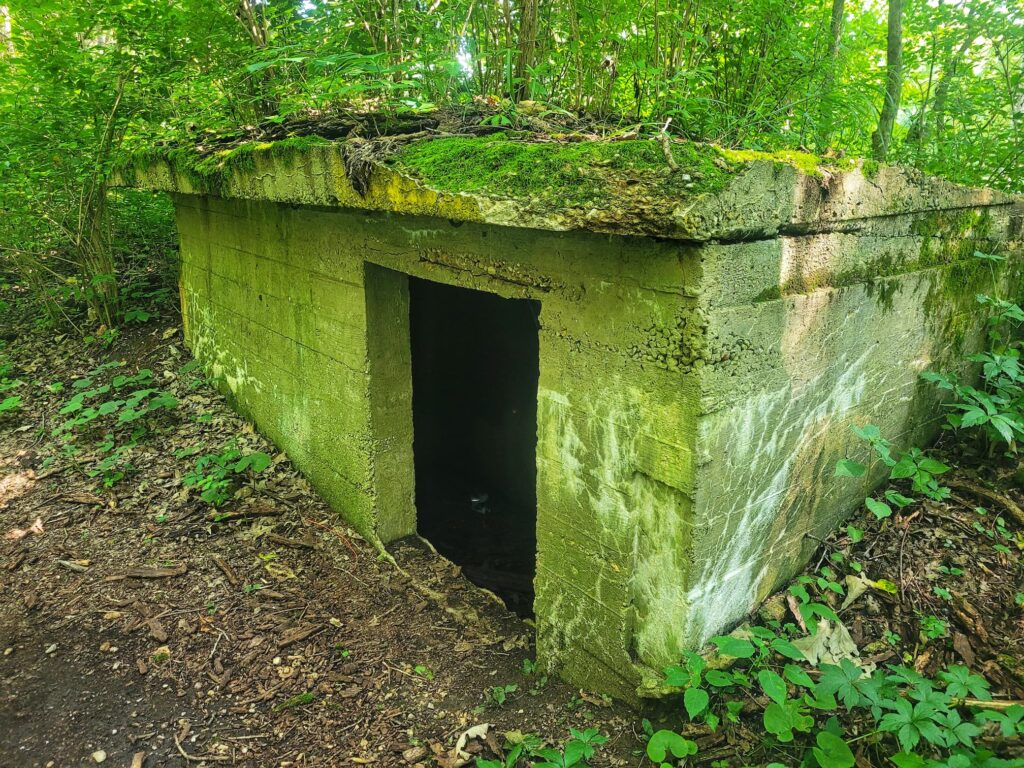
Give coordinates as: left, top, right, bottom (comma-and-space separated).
120, 134, 1023, 701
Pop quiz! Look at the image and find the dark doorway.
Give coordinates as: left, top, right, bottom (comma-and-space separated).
409, 277, 540, 617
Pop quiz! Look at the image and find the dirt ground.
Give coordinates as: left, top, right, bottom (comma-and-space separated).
0, 307, 638, 768
2, 289, 1023, 767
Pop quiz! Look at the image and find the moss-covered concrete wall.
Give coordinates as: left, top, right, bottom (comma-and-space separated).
133, 137, 1023, 701
175, 194, 701, 699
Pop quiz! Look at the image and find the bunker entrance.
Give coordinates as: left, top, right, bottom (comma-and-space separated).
409, 277, 540, 617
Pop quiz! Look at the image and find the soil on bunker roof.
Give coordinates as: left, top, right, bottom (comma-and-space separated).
0, 295, 638, 768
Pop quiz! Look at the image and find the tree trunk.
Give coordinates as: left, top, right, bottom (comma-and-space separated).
815, 0, 845, 146
872, 0, 905, 161
932, 31, 974, 139
514, 0, 538, 101
826, 0, 844, 85
0, 5, 12, 56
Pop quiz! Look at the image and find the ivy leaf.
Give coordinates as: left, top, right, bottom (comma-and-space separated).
783, 664, 815, 689
662, 665, 688, 687
704, 670, 734, 687
865, 497, 893, 519
811, 731, 855, 768
770, 637, 806, 661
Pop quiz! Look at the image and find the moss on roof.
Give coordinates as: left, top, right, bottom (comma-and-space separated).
389, 135, 745, 209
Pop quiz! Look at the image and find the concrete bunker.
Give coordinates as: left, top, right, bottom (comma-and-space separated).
119, 134, 1023, 701
409, 276, 540, 616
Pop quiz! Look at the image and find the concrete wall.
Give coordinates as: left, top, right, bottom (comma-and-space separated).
169, 165, 1022, 701
175, 195, 700, 699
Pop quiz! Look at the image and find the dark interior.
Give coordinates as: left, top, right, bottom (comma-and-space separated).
409, 277, 540, 617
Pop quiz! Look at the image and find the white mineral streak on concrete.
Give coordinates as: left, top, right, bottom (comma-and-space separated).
680, 347, 872, 647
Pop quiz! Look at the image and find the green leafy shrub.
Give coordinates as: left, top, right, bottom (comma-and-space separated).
653, 632, 1022, 768
182, 445, 272, 505
52, 362, 177, 486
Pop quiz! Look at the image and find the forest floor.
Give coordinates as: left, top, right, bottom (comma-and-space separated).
0, 288, 1022, 768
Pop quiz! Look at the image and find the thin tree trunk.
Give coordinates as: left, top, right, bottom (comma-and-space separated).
0, 5, 13, 56
514, 0, 538, 101
872, 0, 905, 161
932, 31, 974, 139
817, 0, 845, 143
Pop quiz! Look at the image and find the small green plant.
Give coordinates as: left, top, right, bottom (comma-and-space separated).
836, 424, 950, 519
413, 664, 433, 680
922, 292, 1024, 453
52, 362, 177, 484
182, 445, 272, 506
273, 691, 315, 712
918, 614, 948, 641
479, 728, 607, 768
655, 621, 1020, 768
487, 683, 518, 707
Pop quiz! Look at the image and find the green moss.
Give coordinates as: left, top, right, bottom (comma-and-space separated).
915, 209, 994, 266
715, 147, 826, 177
862, 159, 881, 179
392, 135, 739, 209
126, 135, 333, 195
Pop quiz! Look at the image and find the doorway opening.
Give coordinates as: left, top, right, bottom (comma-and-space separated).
409, 277, 540, 617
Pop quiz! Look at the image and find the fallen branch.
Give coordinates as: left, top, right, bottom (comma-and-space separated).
658, 118, 679, 172
174, 734, 230, 763
211, 555, 239, 586
124, 564, 187, 579
946, 478, 1024, 528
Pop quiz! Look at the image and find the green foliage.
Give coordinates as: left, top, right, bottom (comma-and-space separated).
656, 628, 1020, 768
51, 361, 177, 486
478, 729, 607, 768
836, 424, 951, 522
487, 684, 518, 707
181, 444, 271, 506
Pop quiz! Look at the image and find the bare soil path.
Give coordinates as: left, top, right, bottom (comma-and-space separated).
0, 310, 637, 768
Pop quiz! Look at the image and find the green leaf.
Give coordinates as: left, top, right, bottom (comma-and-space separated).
812, 731, 855, 768
865, 497, 893, 519
757, 669, 787, 705
704, 670, 733, 687
834, 459, 866, 478
683, 687, 709, 719
771, 637, 806, 661
710, 635, 755, 659
783, 664, 814, 689
645, 730, 697, 762
917, 457, 950, 475
662, 665, 688, 687
890, 455, 916, 479
890, 753, 927, 768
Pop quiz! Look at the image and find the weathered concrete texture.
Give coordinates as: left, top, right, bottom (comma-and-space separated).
126, 136, 1023, 701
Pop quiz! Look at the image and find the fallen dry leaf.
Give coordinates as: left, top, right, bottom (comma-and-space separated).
3, 516, 43, 540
